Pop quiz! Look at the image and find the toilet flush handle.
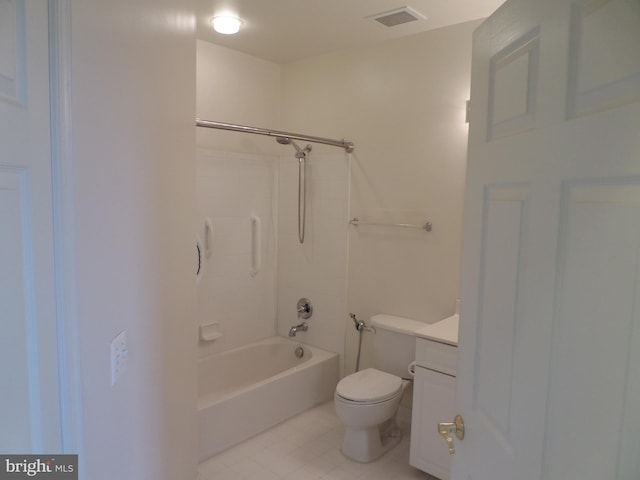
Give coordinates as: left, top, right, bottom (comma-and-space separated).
438, 414, 465, 454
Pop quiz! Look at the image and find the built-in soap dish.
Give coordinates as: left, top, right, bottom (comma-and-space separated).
199, 322, 222, 342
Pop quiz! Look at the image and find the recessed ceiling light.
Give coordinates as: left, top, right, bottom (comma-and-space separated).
210, 16, 243, 35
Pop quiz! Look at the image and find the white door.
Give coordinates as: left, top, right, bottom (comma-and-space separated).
0, 0, 62, 452
453, 0, 640, 479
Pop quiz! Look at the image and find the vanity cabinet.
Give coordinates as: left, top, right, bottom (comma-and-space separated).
410, 316, 458, 480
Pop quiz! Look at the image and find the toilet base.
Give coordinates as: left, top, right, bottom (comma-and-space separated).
341, 418, 403, 463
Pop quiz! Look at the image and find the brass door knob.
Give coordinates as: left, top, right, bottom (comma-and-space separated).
437, 414, 465, 454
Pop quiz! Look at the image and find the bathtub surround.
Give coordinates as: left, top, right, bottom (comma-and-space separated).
276, 152, 350, 370
196, 148, 278, 356
194, 148, 349, 362
196, 42, 349, 368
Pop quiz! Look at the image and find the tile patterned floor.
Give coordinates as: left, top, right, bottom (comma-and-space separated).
198, 400, 438, 480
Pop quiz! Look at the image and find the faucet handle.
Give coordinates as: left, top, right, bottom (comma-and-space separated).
297, 298, 313, 319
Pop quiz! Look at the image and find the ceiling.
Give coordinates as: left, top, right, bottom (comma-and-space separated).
195, 0, 506, 64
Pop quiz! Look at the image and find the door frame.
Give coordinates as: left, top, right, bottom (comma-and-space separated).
48, 0, 84, 469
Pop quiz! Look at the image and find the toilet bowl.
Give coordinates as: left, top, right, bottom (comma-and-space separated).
334, 368, 409, 462
334, 314, 425, 463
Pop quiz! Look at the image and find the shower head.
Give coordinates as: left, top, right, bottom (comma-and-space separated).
275, 136, 312, 156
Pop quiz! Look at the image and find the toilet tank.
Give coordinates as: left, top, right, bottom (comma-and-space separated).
371, 314, 426, 377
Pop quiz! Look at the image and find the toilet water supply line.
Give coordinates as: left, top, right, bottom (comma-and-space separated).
349, 313, 416, 378
350, 313, 375, 372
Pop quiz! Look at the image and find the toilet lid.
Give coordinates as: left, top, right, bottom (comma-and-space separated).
336, 368, 402, 403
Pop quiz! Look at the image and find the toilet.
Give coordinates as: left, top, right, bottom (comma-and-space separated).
334, 314, 425, 463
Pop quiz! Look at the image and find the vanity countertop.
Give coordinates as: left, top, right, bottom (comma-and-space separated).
415, 314, 459, 346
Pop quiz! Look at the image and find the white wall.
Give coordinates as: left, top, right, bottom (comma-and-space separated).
197, 40, 281, 156
281, 21, 480, 374
69, 2, 197, 479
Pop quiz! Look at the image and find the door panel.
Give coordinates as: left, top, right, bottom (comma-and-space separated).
567, 0, 640, 117
487, 28, 539, 140
544, 179, 640, 480
0, 0, 26, 105
0, 169, 33, 451
474, 185, 529, 438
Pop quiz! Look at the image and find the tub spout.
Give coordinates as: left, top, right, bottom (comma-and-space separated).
288, 322, 308, 337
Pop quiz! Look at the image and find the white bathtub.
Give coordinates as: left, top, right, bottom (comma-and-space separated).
197, 336, 339, 461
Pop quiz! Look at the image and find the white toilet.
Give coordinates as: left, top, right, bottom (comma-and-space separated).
334, 314, 425, 463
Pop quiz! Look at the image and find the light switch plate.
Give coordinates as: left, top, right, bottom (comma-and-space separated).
110, 330, 128, 385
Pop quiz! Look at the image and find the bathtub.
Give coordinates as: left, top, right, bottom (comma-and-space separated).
197, 336, 339, 461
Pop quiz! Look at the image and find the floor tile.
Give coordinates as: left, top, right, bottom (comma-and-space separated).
198, 400, 438, 480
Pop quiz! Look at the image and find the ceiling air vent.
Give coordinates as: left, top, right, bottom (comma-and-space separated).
367, 7, 427, 28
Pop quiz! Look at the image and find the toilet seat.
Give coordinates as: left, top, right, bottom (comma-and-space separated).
336, 368, 402, 404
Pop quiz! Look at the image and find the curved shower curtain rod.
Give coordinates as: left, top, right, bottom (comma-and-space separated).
196, 119, 355, 153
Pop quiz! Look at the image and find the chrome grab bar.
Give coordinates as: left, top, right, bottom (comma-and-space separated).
349, 217, 432, 232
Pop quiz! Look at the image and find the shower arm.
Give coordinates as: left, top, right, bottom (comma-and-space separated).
196, 119, 355, 153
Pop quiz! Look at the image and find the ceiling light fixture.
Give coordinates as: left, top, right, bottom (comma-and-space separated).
210, 16, 243, 35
